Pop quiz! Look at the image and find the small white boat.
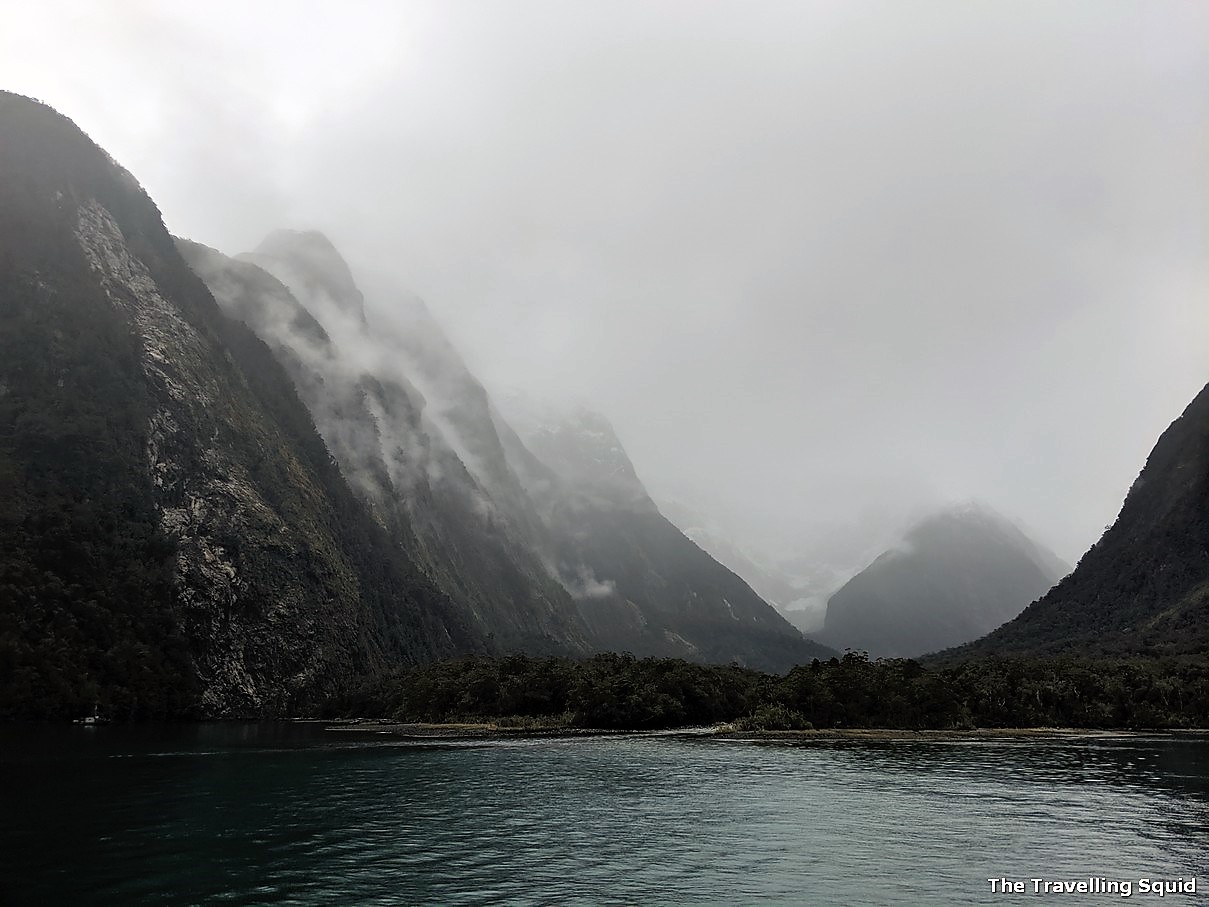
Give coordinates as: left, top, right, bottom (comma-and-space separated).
73, 705, 108, 726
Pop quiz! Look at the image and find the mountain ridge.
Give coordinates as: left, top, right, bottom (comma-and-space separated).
820, 502, 1069, 658
178, 238, 594, 657
190, 241, 832, 670
2, 92, 825, 719
493, 394, 835, 666
0, 92, 479, 718
941, 384, 1209, 659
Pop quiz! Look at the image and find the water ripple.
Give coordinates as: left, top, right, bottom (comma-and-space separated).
2, 725, 1207, 904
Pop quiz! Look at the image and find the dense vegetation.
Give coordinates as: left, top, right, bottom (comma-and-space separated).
324, 652, 1209, 731
950, 381, 1209, 659
0, 92, 480, 720
0, 93, 199, 720
4, 93, 1206, 722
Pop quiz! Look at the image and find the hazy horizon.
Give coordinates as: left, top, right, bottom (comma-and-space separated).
3, 1, 1206, 566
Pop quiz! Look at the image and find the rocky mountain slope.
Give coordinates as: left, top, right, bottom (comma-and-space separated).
654, 488, 926, 636
493, 395, 835, 667
650, 499, 809, 614
0, 93, 834, 721
190, 242, 830, 671
945, 385, 1209, 659
820, 503, 1069, 658
180, 238, 591, 657
0, 92, 479, 719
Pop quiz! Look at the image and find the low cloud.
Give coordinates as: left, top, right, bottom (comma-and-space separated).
5, 1, 1206, 571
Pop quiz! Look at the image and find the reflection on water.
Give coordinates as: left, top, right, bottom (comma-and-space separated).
2, 724, 1207, 905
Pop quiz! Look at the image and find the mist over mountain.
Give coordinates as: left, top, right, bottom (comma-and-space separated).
178, 237, 590, 657
819, 503, 1069, 659
0, 93, 480, 718
0, 93, 837, 717
3, 78, 1203, 726
188, 234, 831, 671
655, 488, 928, 635
657, 499, 806, 612
4, 2, 1205, 607
493, 394, 833, 666
2, 8, 1209, 901
946, 384, 1209, 659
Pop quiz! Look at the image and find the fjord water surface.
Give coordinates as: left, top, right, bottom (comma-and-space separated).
3, 723, 1206, 905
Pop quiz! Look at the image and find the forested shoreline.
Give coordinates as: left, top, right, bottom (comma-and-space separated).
320, 652, 1209, 732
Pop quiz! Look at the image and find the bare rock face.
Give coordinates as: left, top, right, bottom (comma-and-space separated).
0, 92, 474, 718
180, 239, 593, 656
0, 91, 832, 720
188, 239, 830, 672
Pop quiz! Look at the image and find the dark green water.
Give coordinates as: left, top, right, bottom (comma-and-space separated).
2, 724, 1207, 905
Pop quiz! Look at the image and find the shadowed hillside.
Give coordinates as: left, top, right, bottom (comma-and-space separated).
941, 383, 1209, 660
820, 504, 1068, 658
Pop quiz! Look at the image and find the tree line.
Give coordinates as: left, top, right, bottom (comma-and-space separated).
322, 651, 1209, 731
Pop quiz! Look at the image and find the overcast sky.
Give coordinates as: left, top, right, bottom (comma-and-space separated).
3, 1, 1206, 564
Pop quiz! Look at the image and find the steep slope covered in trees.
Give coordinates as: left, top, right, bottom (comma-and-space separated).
0, 92, 477, 718
947, 385, 1209, 659
0, 92, 835, 722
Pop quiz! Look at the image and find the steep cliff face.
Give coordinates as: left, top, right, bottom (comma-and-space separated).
0, 92, 475, 718
179, 239, 592, 655
820, 504, 1068, 658
188, 236, 829, 671
948, 385, 1209, 659
0, 92, 836, 720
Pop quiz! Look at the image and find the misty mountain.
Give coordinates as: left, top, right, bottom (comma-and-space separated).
0, 93, 839, 720
0, 92, 481, 719
819, 504, 1069, 658
180, 236, 592, 657
655, 497, 845, 640
653, 485, 936, 636
185, 232, 830, 670
945, 384, 1209, 659
493, 395, 834, 667
657, 499, 807, 612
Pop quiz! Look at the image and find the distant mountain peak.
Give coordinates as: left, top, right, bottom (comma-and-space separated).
821, 502, 1069, 658
249, 229, 366, 325
0, 93, 481, 717
494, 392, 654, 512
2, 93, 834, 721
